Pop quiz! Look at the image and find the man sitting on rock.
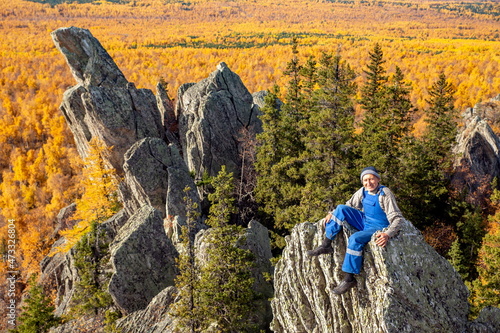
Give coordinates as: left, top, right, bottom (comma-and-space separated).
307, 166, 404, 295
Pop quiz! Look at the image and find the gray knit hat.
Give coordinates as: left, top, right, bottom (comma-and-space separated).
360, 166, 381, 182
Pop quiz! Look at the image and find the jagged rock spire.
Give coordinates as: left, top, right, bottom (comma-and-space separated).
52, 26, 165, 174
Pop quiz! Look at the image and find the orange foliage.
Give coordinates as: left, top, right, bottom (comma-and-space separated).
423, 221, 457, 257
53, 137, 119, 254
0, 0, 499, 284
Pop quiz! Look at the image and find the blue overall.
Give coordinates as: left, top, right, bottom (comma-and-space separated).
325, 187, 389, 274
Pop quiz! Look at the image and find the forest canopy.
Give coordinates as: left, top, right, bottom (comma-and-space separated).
0, 0, 499, 328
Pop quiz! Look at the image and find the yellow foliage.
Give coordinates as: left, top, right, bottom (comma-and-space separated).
0, 0, 499, 280
52, 137, 120, 254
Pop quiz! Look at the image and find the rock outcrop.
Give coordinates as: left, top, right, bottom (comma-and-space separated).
156, 82, 179, 147
52, 27, 165, 174
271, 219, 499, 333
468, 94, 500, 132
455, 107, 500, 178
115, 286, 177, 333
453, 107, 500, 205
115, 219, 274, 332
108, 205, 178, 314
41, 210, 129, 317
176, 62, 261, 181
118, 137, 199, 219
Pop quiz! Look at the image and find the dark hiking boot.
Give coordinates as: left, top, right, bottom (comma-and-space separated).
332, 279, 357, 295
307, 238, 333, 256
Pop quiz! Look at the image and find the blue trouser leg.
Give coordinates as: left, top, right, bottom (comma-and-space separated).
325, 205, 364, 240
342, 229, 378, 274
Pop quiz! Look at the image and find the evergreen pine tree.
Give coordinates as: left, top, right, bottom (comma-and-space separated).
470, 225, 500, 316
197, 166, 256, 332
255, 86, 285, 228
11, 274, 61, 333
382, 66, 415, 189
468, 187, 500, 317
359, 43, 388, 168
256, 47, 360, 237
421, 73, 458, 224
359, 45, 415, 186
255, 40, 310, 231
298, 52, 358, 219
360, 43, 387, 113
397, 73, 458, 228
170, 186, 201, 333
70, 221, 113, 317
448, 208, 486, 281
423, 73, 458, 163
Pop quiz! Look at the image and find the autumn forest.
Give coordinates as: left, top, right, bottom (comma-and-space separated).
0, 0, 499, 329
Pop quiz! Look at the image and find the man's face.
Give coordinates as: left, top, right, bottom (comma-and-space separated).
362, 174, 380, 192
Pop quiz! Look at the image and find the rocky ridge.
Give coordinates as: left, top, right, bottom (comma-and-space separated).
41, 26, 500, 332
453, 101, 500, 205
44, 26, 272, 332
271, 219, 500, 332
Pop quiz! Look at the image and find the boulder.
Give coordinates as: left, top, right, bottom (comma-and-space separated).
52, 27, 165, 174
243, 220, 275, 328
115, 286, 176, 333
176, 62, 261, 181
270, 219, 494, 333
252, 89, 282, 112
40, 210, 129, 317
470, 306, 500, 333
118, 138, 199, 219
108, 205, 178, 314
52, 203, 77, 236
243, 220, 274, 299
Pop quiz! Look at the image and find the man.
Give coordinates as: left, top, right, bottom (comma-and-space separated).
307, 166, 404, 294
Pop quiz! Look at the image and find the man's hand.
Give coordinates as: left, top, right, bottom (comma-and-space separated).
322, 212, 332, 228
375, 233, 389, 247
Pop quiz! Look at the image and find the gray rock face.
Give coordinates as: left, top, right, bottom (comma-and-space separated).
52, 27, 165, 174
115, 286, 176, 333
271, 219, 476, 333
50, 26, 127, 88
176, 62, 261, 180
470, 306, 500, 333
453, 108, 500, 204
108, 205, 178, 314
40, 210, 129, 317
156, 82, 179, 147
119, 137, 199, 219
469, 95, 500, 131
244, 220, 274, 298
243, 220, 275, 328
116, 220, 274, 332
455, 108, 500, 177
40, 238, 79, 317
52, 203, 77, 236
